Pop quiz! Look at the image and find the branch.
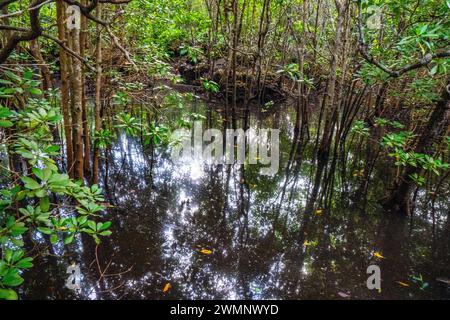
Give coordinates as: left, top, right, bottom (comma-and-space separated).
356, 0, 450, 78
62, 0, 107, 25
0, 0, 54, 19
61, 0, 132, 25
104, 25, 136, 69
41, 34, 96, 73
0, 0, 44, 64
0, 25, 95, 72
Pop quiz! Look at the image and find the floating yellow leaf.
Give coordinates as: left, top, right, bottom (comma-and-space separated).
315, 209, 323, 215
200, 249, 213, 255
303, 240, 311, 246
163, 283, 171, 293
373, 252, 385, 259
396, 281, 410, 287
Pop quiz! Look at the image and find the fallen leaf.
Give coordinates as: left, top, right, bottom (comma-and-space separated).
303, 240, 311, 246
373, 252, 385, 260
396, 281, 410, 287
315, 209, 323, 215
337, 292, 350, 298
163, 283, 171, 293
200, 249, 213, 255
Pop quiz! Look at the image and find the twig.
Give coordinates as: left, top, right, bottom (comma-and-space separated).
0, 0, 54, 19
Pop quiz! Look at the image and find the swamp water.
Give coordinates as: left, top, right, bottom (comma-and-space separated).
23, 97, 450, 300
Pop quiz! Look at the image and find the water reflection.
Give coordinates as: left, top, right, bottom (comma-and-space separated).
23, 99, 450, 300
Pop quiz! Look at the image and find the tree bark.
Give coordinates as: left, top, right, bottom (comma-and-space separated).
56, 0, 74, 176
92, 3, 102, 184
80, 0, 91, 178
68, 14, 84, 181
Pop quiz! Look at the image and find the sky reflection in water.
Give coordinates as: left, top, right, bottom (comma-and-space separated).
23, 100, 450, 300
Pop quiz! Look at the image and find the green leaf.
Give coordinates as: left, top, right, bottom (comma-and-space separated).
0, 107, 13, 118
98, 221, 112, 231
50, 234, 58, 244
0, 289, 18, 300
48, 173, 70, 187
10, 224, 27, 237
11, 250, 24, 263
4, 249, 13, 263
45, 145, 60, 153
0, 120, 13, 128
16, 190, 27, 201
35, 189, 47, 198
2, 269, 24, 287
15, 257, 33, 269
64, 234, 75, 245
21, 176, 41, 190
39, 196, 50, 212
87, 220, 96, 231
28, 88, 42, 95
32, 167, 44, 180
0, 261, 7, 276
37, 227, 53, 235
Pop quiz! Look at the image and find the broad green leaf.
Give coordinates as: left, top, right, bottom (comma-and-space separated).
0, 289, 18, 300
21, 176, 41, 190
15, 257, 33, 269
39, 197, 50, 212
2, 269, 24, 287
37, 227, 53, 235
0, 120, 13, 128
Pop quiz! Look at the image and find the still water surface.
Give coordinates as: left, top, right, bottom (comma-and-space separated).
23, 98, 450, 299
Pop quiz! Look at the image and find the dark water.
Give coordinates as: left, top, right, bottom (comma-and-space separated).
23, 98, 450, 300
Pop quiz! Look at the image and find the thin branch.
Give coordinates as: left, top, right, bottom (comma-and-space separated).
104, 25, 137, 69
41, 34, 96, 72
0, 0, 54, 19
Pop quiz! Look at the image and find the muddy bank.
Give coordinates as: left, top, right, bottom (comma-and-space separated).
173, 56, 288, 104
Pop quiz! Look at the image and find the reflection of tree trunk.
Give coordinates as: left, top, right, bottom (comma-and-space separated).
56, 0, 74, 176
80, 234, 101, 297
377, 214, 409, 299
384, 82, 450, 215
